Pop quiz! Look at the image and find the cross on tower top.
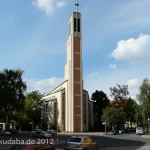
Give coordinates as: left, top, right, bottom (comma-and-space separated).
75, 1, 79, 12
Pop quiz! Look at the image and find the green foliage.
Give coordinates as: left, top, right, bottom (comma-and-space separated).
134, 105, 143, 126
25, 91, 44, 127
0, 69, 26, 122
137, 78, 150, 125
101, 107, 126, 129
92, 90, 109, 112
91, 90, 109, 130
123, 98, 138, 124
100, 84, 139, 130
110, 84, 129, 100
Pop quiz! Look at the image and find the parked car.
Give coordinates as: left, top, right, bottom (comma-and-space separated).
136, 127, 144, 135
109, 129, 118, 135
119, 129, 124, 134
6, 129, 18, 134
0, 130, 11, 136
33, 131, 52, 138
31, 129, 43, 137
144, 127, 149, 133
65, 136, 97, 150
125, 127, 136, 133
32, 128, 43, 132
46, 129, 55, 136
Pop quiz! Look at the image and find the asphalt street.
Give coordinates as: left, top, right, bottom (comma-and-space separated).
0, 132, 150, 150
57, 132, 150, 150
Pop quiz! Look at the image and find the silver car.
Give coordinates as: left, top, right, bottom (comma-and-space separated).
46, 129, 55, 136
31, 128, 43, 137
31, 129, 52, 138
65, 136, 97, 150
0, 130, 11, 136
136, 127, 144, 135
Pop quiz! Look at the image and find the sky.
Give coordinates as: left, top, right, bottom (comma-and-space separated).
0, 0, 150, 101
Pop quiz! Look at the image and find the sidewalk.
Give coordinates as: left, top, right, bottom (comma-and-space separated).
59, 131, 150, 138
141, 134, 150, 138
59, 132, 105, 136
100, 146, 150, 150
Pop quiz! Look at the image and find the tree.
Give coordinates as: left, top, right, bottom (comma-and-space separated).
0, 69, 26, 122
123, 98, 138, 127
101, 107, 126, 130
25, 91, 44, 129
137, 78, 150, 125
134, 105, 143, 127
110, 84, 129, 101
91, 90, 109, 131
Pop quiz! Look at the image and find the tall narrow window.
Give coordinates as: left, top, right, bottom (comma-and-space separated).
74, 18, 80, 32
54, 102, 57, 125
88, 101, 92, 127
62, 92, 65, 120
83, 93, 86, 124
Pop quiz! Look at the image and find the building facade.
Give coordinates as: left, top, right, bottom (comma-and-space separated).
42, 3, 93, 132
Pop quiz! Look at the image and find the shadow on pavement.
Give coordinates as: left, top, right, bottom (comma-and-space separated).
91, 135, 145, 150
0, 133, 147, 150
56, 135, 146, 150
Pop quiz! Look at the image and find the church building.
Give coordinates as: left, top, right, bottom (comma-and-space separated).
42, 2, 93, 132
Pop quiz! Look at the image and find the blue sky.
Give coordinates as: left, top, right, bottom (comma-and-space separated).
0, 0, 150, 100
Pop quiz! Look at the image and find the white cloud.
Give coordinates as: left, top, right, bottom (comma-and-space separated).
108, 64, 117, 70
111, 34, 150, 61
56, 0, 66, 8
127, 78, 139, 89
26, 77, 64, 93
33, 0, 66, 15
33, 0, 54, 15
126, 78, 141, 101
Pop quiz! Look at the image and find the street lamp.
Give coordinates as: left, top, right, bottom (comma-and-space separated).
102, 122, 107, 134
56, 100, 59, 143
148, 118, 150, 133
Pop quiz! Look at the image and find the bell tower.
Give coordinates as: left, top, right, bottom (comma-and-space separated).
65, 1, 83, 132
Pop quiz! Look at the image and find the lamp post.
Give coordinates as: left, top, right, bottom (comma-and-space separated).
102, 122, 107, 134
105, 122, 107, 134
148, 118, 150, 133
56, 100, 58, 143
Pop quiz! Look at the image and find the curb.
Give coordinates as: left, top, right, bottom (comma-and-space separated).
141, 135, 150, 138
100, 146, 150, 150
58, 132, 105, 136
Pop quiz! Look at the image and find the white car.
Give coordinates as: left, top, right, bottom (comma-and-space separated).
136, 127, 144, 135
31, 129, 52, 138
0, 130, 11, 136
34, 131, 52, 138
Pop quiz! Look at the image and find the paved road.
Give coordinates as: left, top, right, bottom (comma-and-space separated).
0, 132, 150, 150
97, 133, 150, 150
56, 132, 150, 150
